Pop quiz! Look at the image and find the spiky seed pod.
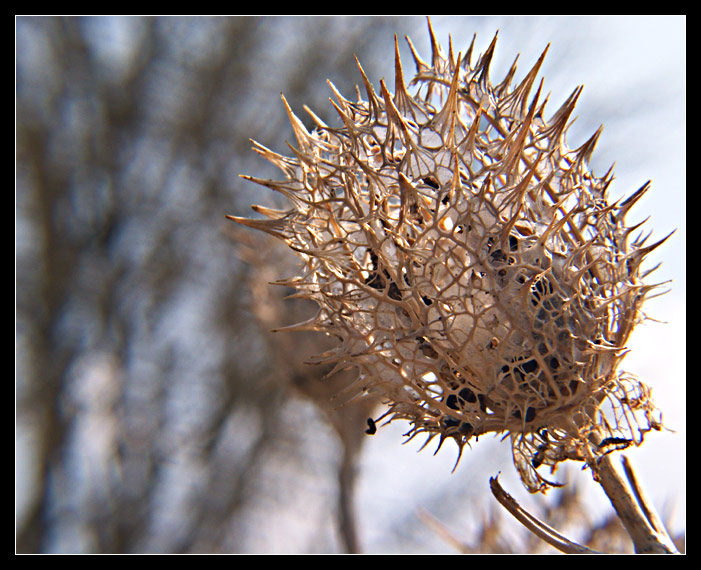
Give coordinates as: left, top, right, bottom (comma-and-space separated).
230, 23, 670, 492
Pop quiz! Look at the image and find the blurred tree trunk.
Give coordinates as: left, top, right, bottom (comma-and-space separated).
16, 15, 397, 553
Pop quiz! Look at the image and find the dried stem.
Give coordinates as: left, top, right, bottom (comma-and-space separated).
337, 439, 360, 553
490, 455, 679, 554
489, 475, 600, 554
590, 455, 678, 553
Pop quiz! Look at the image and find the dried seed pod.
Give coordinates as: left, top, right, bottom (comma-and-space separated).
230, 20, 669, 492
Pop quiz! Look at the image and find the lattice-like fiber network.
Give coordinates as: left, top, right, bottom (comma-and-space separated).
230, 21, 670, 492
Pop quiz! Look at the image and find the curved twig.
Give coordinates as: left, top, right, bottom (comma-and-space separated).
489, 474, 601, 554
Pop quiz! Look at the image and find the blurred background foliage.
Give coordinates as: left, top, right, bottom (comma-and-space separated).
16, 16, 684, 553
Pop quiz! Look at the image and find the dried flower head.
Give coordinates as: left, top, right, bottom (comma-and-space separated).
230, 22, 670, 492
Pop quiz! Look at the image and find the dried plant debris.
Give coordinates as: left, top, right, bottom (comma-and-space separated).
231, 19, 670, 493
